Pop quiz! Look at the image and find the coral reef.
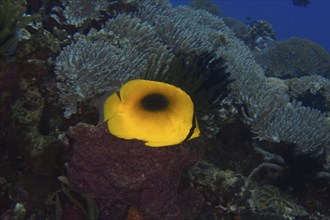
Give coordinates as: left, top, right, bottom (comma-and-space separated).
61, 0, 111, 27
136, 3, 229, 55
254, 38, 330, 78
0, 0, 32, 55
249, 185, 307, 218
223, 18, 276, 51
222, 17, 250, 42
45, 176, 99, 220
242, 93, 329, 156
66, 122, 203, 219
246, 20, 275, 50
55, 14, 173, 117
55, 36, 144, 117
188, 0, 222, 16
201, 19, 330, 163
55, 0, 330, 168
284, 75, 330, 112
1, 0, 330, 219
188, 160, 245, 208
102, 14, 174, 81
8, 77, 62, 174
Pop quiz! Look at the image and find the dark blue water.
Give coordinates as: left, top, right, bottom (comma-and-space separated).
170, 0, 330, 54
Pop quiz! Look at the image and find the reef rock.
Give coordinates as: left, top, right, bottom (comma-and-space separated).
66, 122, 203, 219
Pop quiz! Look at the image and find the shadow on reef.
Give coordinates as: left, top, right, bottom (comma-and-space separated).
0, 0, 330, 219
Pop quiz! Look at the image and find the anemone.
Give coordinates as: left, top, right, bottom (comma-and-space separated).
62, 0, 110, 27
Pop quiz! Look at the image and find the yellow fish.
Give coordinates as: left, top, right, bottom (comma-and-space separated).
102, 79, 200, 147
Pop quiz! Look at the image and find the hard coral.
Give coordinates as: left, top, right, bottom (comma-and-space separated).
66, 122, 203, 219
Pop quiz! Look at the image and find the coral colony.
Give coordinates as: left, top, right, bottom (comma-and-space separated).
0, 0, 330, 219
55, 0, 329, 157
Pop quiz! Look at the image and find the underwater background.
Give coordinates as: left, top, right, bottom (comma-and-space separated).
171, 0, 330, 54
0, 0, 330, 219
